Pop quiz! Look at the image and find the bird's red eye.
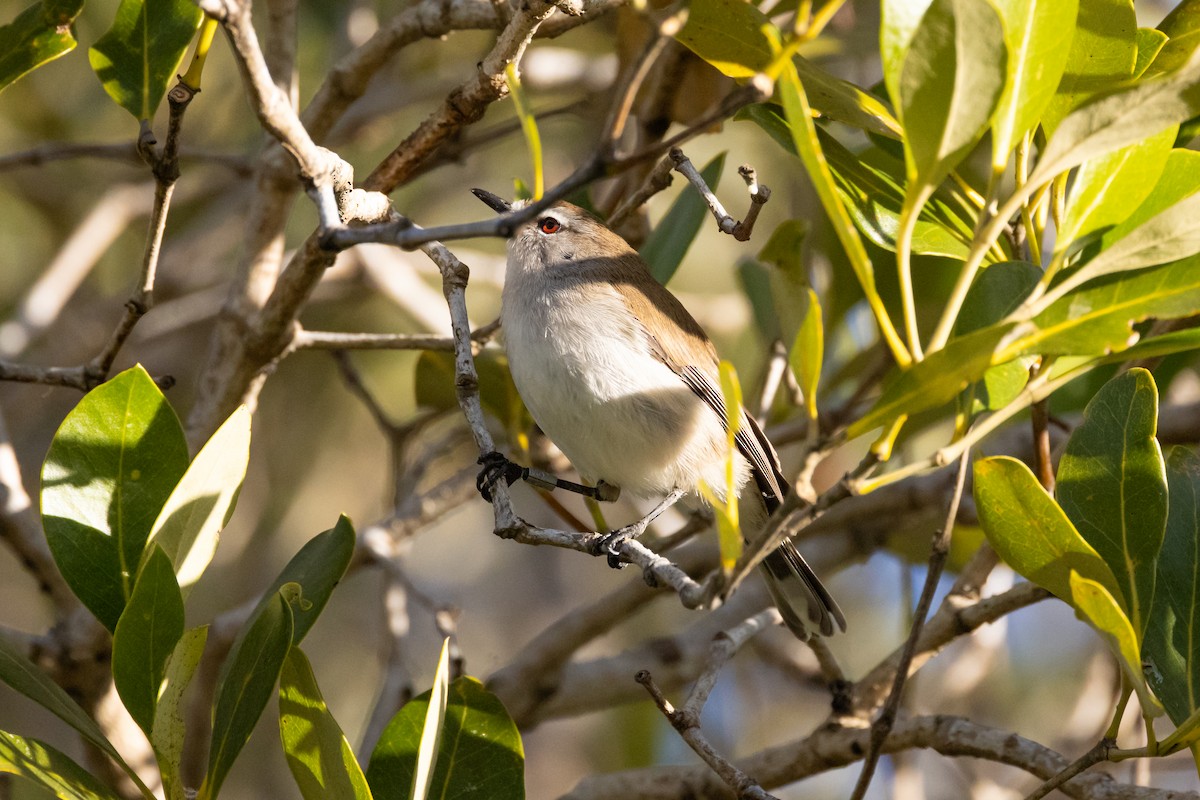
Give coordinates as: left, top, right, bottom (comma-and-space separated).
538, 217, 561, 234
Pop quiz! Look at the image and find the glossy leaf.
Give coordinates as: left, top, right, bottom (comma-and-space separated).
790, 288, 823, 421
1047, 183, 1200, 304
778, 59, 908, 363
896, 0, 1007, 190
0, 635, 150, 797
1142, 447, 1200, 729
957, 261, 1040, 412
641, 153, 725, 285
366, 676, 524, 800
1069, 571, 1157, 714
413, 639, 451, 800
260, 515, 357, 646
820, 129, 973, 259
41, 365, 189, 631
846, 323, 1012, 439
709, 362, 743, 572
1039, 0, 1136, 137
1099, 150, 1200, 248
88, 0, 203, 119
1031, 44, 1200, 189
1013, 258, 1200, 358
973, 457, 1123, 606
153, 626, 208, 800
0, 1, 80, 93
1145, 0, 1200, 79
673, 0, 771, 78
1134, 28, 1169, 79
1056, 370, 1165, 636
279, 648, 372, 800
1057, 126, 1176, 248
148, 405, 251, 598
989, 0, 1078, 167
880, 0, 934, 110
793, 56, 901, 139
200, 590, 295, 800
112, 545, 185, 737
0, 729, 121, 800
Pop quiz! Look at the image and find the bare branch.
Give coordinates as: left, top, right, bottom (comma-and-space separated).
669, 148, 772, 241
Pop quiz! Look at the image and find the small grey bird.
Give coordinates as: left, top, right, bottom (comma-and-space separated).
474, 189, 845, 640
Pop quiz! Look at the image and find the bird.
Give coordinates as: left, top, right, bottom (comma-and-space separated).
472, 188, 845, 640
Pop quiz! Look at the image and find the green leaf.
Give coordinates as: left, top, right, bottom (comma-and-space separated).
846, 323, 1013, 439
88, 0, 203, 120
880, 0, 934, 111
957, 261, 1040, 412
41, 365, 189, 631
1031, 44, 1200, 189
1134, 28, 1170, 79
1058, 126, 1176, 248
989, 0, 1078, 167
1013, 257, 1200, 358
0, 1, 80, 94
112, 545, 185, 737
200, 590, 295, 800
0, 635, 151, 797
673, 0, 771, 78
412, 639, 451, 800
819, 128, 974, 259
1069, 571, 1159, 715
152, 626, 208, 800
793, 56, 902, 139
366, 676, 524, 800
279, 648, 372, 800
790, 288, 823, 421
0, 729, 122, 800
756, 217, 808, 282
1142, 447, 1200, 729
1159, 705, 1200, 756
973, 457, 1124, 606
148, 405, 252, 598
260, 516, 357, 646
640, 153, 725, 285
1145, 0, 1200, 79
1056, 369, 1166, 636
1047, 180, 1200, 304
895, 0, 1007, 190
1039, 0, 1136, 137
1099, 149, 1200, 248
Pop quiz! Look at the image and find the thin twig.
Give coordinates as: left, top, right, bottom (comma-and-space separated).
607, 155, 674, 229
1024, 739, 1116, 800
850, 446, 972, 800
669, 148, 772, 241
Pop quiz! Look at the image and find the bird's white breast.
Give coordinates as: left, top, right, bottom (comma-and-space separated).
501, 272, 733, 498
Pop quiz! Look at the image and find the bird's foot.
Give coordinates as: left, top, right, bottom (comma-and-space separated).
476, 451, 524, 502
591, 522, 646, 569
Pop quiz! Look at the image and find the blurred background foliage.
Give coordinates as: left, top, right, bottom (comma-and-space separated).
2, 0, 1199, 797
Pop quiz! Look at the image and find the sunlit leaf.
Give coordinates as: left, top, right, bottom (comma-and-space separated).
152, 626, 208, 800
1134, 28, 1170, 78
0, 1, 81, 93
793, 56, 901, 139
673, 0, 772, 78
1058, 126, 1175, 248
366, 675, 524, 800
42, 364, 189, 631
259, 516, 357, 646
0, 729, 121, 800
88, 0, 203, 119
957, 261, 1040, 412
895, 0, 1007, 191
199, 590, 295, 800
989, 0, 1078, 167
1145, 0, 1200, 79
790, 288, 823, 421
1069, 571, 1159, 715
148, 405, 252, 598
279, 648, 372, 800
1039, 0, 1137, 137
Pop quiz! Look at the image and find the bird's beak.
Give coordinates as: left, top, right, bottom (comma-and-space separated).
472, 188, 512, 214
